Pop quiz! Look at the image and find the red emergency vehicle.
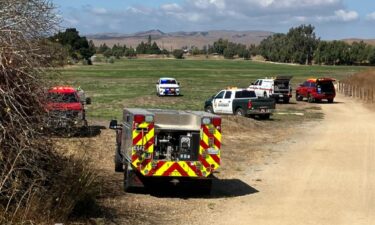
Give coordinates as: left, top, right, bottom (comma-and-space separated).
296, 78, 336, 103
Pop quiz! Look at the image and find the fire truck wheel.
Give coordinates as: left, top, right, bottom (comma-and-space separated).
123, 165, 131, 192
115, 154, 124, 173
199, 179, 212, 195
283, 97, 290, 104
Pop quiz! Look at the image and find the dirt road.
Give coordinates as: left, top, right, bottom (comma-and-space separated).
210, 95, 375, 225
81, 94, 374, 225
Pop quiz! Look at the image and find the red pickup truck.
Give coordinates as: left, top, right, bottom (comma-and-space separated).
296, 78, 336, 103
45, 86, 91, 132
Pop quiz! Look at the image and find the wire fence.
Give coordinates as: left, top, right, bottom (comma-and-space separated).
337, 82, 375, 103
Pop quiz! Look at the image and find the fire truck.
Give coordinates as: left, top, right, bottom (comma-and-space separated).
45, 86, 91, 133
109, 108, 222, 193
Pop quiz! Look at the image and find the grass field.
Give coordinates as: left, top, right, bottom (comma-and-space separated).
57, 59, 368, 120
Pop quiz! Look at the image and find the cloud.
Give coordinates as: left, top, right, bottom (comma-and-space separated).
317, 9, 359, 22
59, 0, 361, 37
366, 12, 375, 21
91, 7, 108, 15
333, 9, 359, 22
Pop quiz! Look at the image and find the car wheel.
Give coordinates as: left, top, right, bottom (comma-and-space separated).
205, 106, 214, 113
235, 108, 245, 117
307, 94, 314, 103
296, 93, 303, 101
283, 97, 290, 104
328, 98, 334, 103
259, 114, 270, 120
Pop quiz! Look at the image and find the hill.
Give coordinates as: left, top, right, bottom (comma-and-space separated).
342, 38, 375, 45
87, 29, 273, 49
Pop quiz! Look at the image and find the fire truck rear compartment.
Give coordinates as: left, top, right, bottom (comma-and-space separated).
154, 130, 200, 161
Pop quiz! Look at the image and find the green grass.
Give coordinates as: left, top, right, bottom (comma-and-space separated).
56, 58, 368, 120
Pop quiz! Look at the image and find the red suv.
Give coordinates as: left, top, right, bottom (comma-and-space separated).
296, 78, 336, 103
46, 86, 91, 132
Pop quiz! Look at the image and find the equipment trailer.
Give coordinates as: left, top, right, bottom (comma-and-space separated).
110, 108, 222, 193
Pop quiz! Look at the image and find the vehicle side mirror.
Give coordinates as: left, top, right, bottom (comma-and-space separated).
85, 97, 92, 105
251, 83, 254, 85
109, 119, 119, 129
178, 82, 180, 85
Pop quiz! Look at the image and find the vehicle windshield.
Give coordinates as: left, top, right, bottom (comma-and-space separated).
47, 93, 79, 103
160, 79, 177, 84
317, 81, 334, 92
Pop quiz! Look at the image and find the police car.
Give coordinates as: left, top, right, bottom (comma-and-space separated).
156, 77, 180, 96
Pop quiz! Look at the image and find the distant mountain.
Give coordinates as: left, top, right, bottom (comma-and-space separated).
342, 38, 375, 46
87, 29, 274, 49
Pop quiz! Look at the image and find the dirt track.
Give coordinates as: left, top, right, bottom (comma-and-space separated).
77, 94, 375, 224
209, 95, 375, 225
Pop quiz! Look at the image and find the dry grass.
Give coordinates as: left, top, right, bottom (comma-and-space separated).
343, 70, 375, 89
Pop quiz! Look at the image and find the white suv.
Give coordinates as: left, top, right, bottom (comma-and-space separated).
156, 77, 180, 96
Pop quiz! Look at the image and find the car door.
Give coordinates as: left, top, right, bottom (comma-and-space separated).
221, 91, 233, 114
212, 91, 225, 113
156, 79, 160, 93
300, 81, 309, 97
255, 80, 264, 96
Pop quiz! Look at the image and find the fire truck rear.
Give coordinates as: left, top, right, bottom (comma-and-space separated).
110, 108, 222, 193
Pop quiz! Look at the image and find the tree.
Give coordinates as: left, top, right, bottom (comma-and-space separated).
50, 28, 95, 62
103, 48, 112, 58
223, 43, 237, 59
150, 42, 161, 54
213, 38, 228, 54
1, 0, 97, 223
98, 43, 110, 54
173, 49, 184, 59
368, 48, 375, 64
125, 48, 137, 58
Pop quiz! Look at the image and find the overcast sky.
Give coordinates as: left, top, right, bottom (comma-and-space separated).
53, 0, 375, 39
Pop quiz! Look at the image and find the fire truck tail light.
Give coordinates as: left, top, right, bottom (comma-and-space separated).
134, 115, 145, 124
212, 117, 221, 127
248, 100, 253, 109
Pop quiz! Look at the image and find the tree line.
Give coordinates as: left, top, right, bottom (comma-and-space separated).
48, 25, 375, 65
258, 24, 375, 65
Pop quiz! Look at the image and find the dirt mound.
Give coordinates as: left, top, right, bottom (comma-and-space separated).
221, 115, 265, 135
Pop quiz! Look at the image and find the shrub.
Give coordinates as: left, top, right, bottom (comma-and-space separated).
173, 49, 184, 59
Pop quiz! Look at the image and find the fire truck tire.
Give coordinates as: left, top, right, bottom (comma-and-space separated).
123, 165, 132, 192
283, 97, 290, 104
328, 98, 334, 103
115, 156, 123, 172
199, 179, 212, 195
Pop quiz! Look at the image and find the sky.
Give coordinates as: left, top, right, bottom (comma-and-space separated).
53, 0, 375, 40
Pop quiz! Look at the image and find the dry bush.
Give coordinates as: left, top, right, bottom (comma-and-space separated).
342, 70, 375, 89
0, 0, 99, 223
